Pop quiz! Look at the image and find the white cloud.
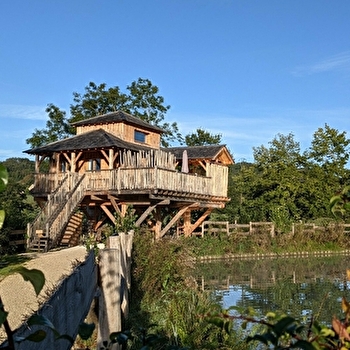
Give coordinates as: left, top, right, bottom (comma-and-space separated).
0, 104, 46, 120
292, 51, 350, 76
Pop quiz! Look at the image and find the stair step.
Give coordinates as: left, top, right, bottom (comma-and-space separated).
59, 213, 84, 247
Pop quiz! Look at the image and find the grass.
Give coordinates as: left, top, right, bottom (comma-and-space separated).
181, 227, 350, 258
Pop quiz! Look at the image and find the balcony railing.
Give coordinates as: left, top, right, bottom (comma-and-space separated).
32, 163, 228, 198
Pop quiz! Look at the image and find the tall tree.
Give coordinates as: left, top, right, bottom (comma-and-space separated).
306, 123, 350, 183
185, 128, 222, 146
26, 78, 181, 148
26, 104, 70, 148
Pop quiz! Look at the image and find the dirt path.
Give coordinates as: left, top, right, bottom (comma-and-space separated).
0, 246, 88, 342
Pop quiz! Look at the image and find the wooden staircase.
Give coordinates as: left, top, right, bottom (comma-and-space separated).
60, 212, 84, 247
27, 229, 50, 252
27, 173, 86, 252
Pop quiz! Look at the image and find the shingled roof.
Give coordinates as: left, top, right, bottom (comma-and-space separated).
71, 110, 165, 133
165, 145, 233, 161
24, 129, 153, 155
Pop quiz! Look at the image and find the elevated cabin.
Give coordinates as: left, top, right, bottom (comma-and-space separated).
24, 111, 234, 251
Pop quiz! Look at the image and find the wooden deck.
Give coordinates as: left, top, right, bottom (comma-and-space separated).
27, 162, 229, 251
31, 163, 229, 199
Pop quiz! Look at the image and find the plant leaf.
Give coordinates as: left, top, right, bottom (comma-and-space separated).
13, 267, 45, 296
273, 316, 296, 337
0, 210, 5, 230
0, 165, 8, 192
332, 316, 350, 340
19, 330, 47, 343
27, 314, 55, 329
0, 309, 8, 327
78, 322, 95, 340
291, 339, 316, 350
342, 297, 350, 314
55, 334, 74, 343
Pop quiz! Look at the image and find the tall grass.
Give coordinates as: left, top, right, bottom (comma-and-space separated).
129, 232, 251, 349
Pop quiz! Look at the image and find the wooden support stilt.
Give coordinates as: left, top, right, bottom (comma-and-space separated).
135, 199, 170, 227
159, 203, 198, 238
101, 204, 116, 224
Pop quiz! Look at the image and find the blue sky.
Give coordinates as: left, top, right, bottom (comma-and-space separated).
1, 0, 350, 162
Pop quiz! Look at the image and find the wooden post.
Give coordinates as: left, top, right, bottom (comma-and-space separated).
71, 152, 76, 172
183, 210, 191, 237
98, 248, 121, 350
154, 207, 162, 239
109, 149, 114, 169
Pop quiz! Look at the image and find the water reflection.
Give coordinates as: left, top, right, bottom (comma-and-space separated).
194, 254, 350, 323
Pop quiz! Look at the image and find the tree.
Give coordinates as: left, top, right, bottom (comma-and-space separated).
26, 78, 182, 148
306, 123, 350, 183
1, 158, 35, 185
185, 128, 222, 146
222, 131, 345, 225
26, 104, 70, 148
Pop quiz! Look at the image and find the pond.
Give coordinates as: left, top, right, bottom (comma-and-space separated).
194, 253, 350, 324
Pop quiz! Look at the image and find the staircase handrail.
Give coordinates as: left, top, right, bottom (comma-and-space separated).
46, 174, 87, 249
27, 173, 70, 245
27, 173, 84, 248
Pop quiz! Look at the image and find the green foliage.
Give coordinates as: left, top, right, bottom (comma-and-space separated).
0, 164, 8, 230
270, 206, 292, 234
0, 158, 35, 186
114, 206, 138, 234
307, 123, 350, 181
185, 128, 222, 146
26, 104, 71, 148
27, 78, 182, 148
219, 127, 350, 224
330, 185, 350, 219
129, 234, 251, 350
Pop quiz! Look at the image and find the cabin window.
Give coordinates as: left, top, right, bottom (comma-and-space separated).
134, 130, 147, 143
61, 161, 67, 173
88, 159, 101, 171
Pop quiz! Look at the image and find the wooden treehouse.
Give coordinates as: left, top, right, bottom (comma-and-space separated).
24, 111, 234, 251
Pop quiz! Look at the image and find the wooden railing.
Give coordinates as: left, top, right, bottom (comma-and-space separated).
28, 164, 229, 250
47, 174, 86, 248
27, 173, 86, 250
80, 164, 228, 197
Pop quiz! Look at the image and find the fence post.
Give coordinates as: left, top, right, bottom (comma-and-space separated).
98, 247, 121, 350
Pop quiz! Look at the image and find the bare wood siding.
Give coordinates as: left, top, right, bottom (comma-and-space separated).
76, 122, 161, 148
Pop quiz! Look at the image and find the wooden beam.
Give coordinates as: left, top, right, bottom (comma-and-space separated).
159, 203, 198, 238
135, 199, 170, 227
188, 208, 213, 236
198, 160, 206, 171
100, 149, 109, 164
101, 204, 116, 224
109, 195, 122, 216
63, 152, 71, 163
94, 219, 106, 231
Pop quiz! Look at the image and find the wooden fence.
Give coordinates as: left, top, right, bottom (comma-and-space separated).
9, 230, 26, 249
201, 221, 350, 237
0, 250, 97, 350
0, 232, 134, 350
97, 232, 134, 349
201, 221, 275, 237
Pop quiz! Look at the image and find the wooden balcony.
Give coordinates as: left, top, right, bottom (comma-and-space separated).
31, 163, 229, 200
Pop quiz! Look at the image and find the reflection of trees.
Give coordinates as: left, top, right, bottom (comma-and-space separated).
195, 255, 350, 324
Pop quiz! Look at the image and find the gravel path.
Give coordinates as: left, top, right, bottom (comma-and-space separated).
0, 246, 88, 342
